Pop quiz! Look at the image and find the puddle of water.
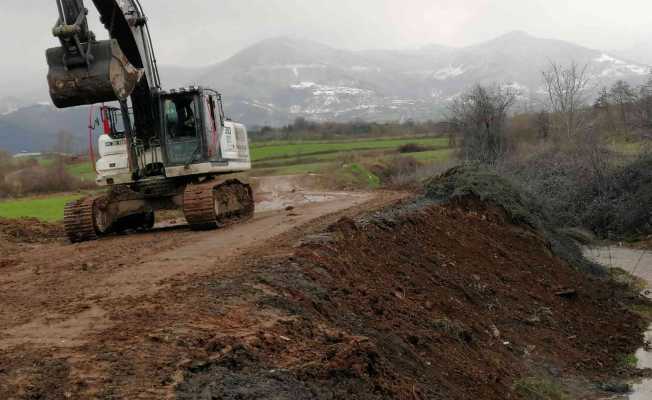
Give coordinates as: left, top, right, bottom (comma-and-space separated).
303, 194, 337, 203
256, 191, 360, 212
583, 246, 652, 400
630, 379, 652, 400
629, 326, 652, 399
635, 328, 652, 370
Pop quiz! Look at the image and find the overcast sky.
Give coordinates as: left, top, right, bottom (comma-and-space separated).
1, 0, 651, 95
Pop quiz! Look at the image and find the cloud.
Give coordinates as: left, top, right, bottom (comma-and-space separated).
0, 0, 651, 97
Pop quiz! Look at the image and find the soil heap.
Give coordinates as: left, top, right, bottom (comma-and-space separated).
175, 168, 646, 399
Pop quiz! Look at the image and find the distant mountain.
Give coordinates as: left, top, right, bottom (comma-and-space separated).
176, 32, 651, 125
613, 41, 652, 66
2, 31, 650, 152
0, 105, 89, 154
0, 97, 22, 116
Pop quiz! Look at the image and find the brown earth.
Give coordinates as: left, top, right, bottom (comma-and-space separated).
0, 218, 63, 244
0, 176, 646, 399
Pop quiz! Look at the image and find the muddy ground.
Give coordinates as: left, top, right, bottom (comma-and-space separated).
0, 175, 647, 399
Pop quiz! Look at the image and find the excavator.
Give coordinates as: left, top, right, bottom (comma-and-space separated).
46, 0, 254, 243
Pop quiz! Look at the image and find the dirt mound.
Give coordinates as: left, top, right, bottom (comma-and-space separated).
176, 199, 645, 400
0, 185, 643, 399
425, 165, 606, 275
0, 218, 63, 244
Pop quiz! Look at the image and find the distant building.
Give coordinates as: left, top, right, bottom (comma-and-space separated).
12, 152, 42, 159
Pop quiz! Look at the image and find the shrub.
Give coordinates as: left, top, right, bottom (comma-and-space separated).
581, 155, 652, 239
370, 156, 419, 185
504, 144, 652, 240
397, 143, 430, 153
1, 157, 95, 198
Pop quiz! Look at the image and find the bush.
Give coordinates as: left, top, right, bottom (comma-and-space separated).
397, 143, 431, 153
504, 144, 652, 240
1, 157, 95, 198
581, 155, 652, 239
370, 156, 419, 185
502, 148, 598, 228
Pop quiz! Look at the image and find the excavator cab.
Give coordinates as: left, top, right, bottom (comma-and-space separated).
159, 87, 237, 166
162, 92, 202, 165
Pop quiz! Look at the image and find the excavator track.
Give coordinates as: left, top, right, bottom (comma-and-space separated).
183, 179, 254, 230
63, 197, 99, 243
63, 187, 156, 243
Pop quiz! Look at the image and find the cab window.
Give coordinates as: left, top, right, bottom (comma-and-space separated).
164, 96, 198, 139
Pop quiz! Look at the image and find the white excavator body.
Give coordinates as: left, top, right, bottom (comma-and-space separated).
46, 0, 255, 242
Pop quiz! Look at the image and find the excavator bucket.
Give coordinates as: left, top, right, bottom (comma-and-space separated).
46, 39, 143, 108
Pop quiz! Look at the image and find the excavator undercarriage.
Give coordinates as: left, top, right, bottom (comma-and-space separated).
64, 179, 254, 243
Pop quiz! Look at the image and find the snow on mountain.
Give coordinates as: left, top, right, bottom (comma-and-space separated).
594, 53, 649, 77
433, 66, 467, 80
185, 32, 650, 125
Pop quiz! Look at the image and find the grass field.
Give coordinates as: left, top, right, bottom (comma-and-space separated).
66, 162, 96, 181
36, 156, 96, 181
251, 137, 455, 176
250, 137, 449, 162
0, 194, 85, 222
1, 136, 455, 221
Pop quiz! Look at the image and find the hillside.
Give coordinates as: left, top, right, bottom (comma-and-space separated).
1, 31, 649, 152
0, 105, 89, 154
193, 31, 649, 125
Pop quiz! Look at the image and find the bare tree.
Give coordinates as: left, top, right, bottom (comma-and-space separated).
609, 80, 636, 133
448, 84, 517, 165
542, 61, 591, 139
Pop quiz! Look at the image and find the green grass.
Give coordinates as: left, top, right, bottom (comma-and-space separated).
513, 377, 570, 400
37, 157, 56, 167
410, 148, 455, 163
66, 162, 96, 181
0, 194, 85, 222
620, 353, 639, 368
608, 139, 648, 157
252, 161, 330, 176
250, 137, 449, 162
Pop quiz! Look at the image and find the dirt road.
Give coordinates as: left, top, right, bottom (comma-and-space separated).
0, 175, 406, 398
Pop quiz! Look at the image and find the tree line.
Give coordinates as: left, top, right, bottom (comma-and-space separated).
450, 61, 652, 164
250, 118, 451, 142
